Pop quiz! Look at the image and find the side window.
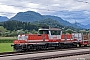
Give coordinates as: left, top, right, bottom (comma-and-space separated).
51, 30, 61, 35
39, 30, 49, 34
39, 30, 43, 34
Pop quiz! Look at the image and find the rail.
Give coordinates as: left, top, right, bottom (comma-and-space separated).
0, 47, 90, 57
14, 51, 90, 60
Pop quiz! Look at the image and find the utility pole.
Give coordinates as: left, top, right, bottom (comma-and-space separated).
74, 20, 77, 33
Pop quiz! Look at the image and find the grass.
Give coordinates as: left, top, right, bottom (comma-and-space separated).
0, 37, 17, 53
0, 43, 13, 53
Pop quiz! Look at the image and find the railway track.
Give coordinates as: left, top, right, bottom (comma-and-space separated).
14, 51, 90, 60
0, 47, 90, 57
0, 47, 90, 60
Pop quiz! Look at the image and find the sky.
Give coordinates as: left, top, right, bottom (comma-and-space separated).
0, 0, 90, 25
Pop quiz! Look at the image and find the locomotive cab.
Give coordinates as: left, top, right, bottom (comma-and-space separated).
39, 28, 62, 40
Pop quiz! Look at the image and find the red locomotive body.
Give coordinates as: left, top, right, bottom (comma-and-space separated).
11, 28, 90, 51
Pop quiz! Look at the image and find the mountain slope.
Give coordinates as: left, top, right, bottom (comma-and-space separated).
73, 22, 90, 29
0, 16, 9, 22
32, 18, 64, 28
10, 11, 44, 22
84, 24, 90, 29
0, 19, 77, 31
43, 15, 74, 26
9, 11, 82, 29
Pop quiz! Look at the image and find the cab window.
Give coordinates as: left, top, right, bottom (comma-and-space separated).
51, 30, 61, 35
39, 30, 49, 34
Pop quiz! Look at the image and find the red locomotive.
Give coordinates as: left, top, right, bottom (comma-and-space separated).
11, 28, 90, 51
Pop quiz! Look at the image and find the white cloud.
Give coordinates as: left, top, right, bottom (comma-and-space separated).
0, 0, 90, 13
84, 11, 90, 15
0, 0, 90, 24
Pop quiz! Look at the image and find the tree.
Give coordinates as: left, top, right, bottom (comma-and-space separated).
25, 30, 29, 34
31, 29, 38, 34
17, 29, 25, 35
66, 29, 73, 34
79, 30, 86, 34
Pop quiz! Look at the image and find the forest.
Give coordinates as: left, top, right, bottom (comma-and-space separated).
0, 18, 87, 37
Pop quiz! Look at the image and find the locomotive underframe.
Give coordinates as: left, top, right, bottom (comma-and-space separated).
12, 42, 80, 51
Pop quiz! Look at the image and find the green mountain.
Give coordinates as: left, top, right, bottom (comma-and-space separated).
0, 16, 8, 22
32, 18, 64, 28
10, 11, 44, 22
43, 15, 74, 26
0, 19, 77, 31
10, 11, 77, 27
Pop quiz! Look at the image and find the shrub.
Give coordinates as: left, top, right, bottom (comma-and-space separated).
0, 39, 15, 43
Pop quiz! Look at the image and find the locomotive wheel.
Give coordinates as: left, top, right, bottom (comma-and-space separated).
13, 48, 23, 52
76, 44, 80, 47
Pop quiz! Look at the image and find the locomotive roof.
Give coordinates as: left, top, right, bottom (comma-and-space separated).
39, 28, 61, 31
